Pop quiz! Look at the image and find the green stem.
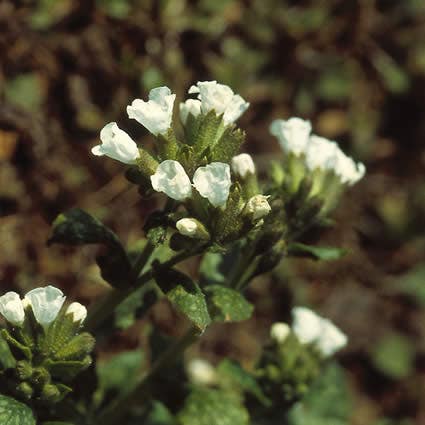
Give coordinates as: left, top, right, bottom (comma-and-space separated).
131, 240, 156, 279
97, 326, 200, 425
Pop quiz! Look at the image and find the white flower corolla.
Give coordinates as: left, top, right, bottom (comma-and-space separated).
24, 286, 66, 328
231, 153, 256, 178
92, 122, 140, 164
316, 318, 348, 357
150, 160, 192, 201
179, 99, 202, 124
193, 162, 231, 208
304, 135, 339, 172
292, 306, 347, 357
270, 322, 290, 344
245, 195, 272, 220
0, 292, 25, 326
66, 302, 88, 324
176, 218, 210, 240
333, 149, 366, 186
186, 359, 217, 385
127, 86, 176, 136
188, 81, 249, 124
269, 117, 312, 155
291, 306, 323, 345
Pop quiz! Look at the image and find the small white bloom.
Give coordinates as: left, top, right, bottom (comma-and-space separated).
176, 218, 210, 240
245, 195, 272, 220
127, 86, 176, 136
66, 302, 87, 324
187, 359, 217, 385
270, 117, 312, 155
193, 162, 231, 208
188, 81, 249, 124
24, 286, 66, 328
316, 318, 348, 357
231, 153, 256, 178
150, 160, 192, 201
291, 306, 323, 345
179, 99, 202, 124
333, 149, 366, 186
270, 322, 290, 344
0, 292, 25, 326
92, 122, 140, 164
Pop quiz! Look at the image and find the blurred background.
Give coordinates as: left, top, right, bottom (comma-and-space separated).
1, 1, 425, 424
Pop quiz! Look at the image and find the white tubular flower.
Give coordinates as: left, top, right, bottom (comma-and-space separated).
24, 286, 66, 328
269, 117, 312, 155
176, 218, 210, 240
127, 86, 176, 136
188, 81, 249, 124
150, 160, 192, 201
187, 359, 217, 385
291, 307, 323, 345
66, 302, 87, 324
304, 135, 339, 172
193, 162, 231, 208
179, 99, 202, 124
316, 318, 348, 357
92, 122, 140, 164
333, 149, 366, 186
0, 292, 25, 327
245, 195, 272, 220
231, 153, 256, 178
270, 322, 290, 344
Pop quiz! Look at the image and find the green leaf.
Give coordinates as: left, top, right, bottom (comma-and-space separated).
371, 333, 414, 379
217, 359, 270, 406
205, 285, 253, 323
178, 388, 249, 425
0, 394, 36, 425
288, 242, 347, 261
199, 252, 226, 285
211, 126, 245, 163
144, 401, 176, 425
0, 333, 16, 370
192, 111, 223, 155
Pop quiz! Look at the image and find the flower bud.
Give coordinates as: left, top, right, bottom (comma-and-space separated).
66, 302, 87, 324
231, 153, 255, 178
0, 291, 25, 327
179, 99, 202, 124
127, 86, 175, 136
176, 218, 210, 240
40, 383, 61, 403
16, 360, 33, 381
244, 195, 271, 221
186, 359, 217, 385
16, 382, 34, 399
270, 322, 290, 344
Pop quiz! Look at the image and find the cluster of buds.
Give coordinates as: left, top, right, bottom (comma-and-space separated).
257, 307, 347, 404
91, 81, 271, 246
0, 286, 94, 404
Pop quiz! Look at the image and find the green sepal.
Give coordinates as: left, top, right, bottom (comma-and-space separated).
53, 333, 95, 361
204, 285, 253, 323
288, 242, 347, 261
156, 128, 180, 161
1, 329, 32, 361
153, 266, 211, 331
211, 126, 245, 163
15, 360, 33, 381
0, 332, 16, 370
45, 356, 92, 380
15, 382, 34, 400
0, 394, 36, 425
40, 383, 72, 403
135, 148, 159, 176
183, 112, 202, 146
191, 111, 223, 156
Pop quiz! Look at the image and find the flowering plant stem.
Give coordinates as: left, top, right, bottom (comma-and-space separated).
97, 325, 200, 425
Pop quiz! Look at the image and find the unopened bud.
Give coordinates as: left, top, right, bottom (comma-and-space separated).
66, 302, 87, 324
16, 382, 33, 399
231, 153, 256, 178
244, 195, 272, 221
15, 360, 33, 381
270, 322, 290, 344
176, 218, 210, 240
40, 383, 61, 403
187, 359, 217, 385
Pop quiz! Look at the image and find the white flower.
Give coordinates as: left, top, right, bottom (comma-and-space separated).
333, 149, 366, 186
231, 153, 256, 178
188, 81, 249, 124
176, 218, 210, 240
150, 160, 192, 201
292, 306, 347, 357
270, 322, 290, 344
245, 195, 271, 220
179, 99, 202, 124
316, 318, 348, 357
66, 302, 87, 324
0, 292, 25, 326
92, 122, 140, 164
24, 286, 66, 328
193, 162, 231, 208
127, 86, 176, 136
187, 359, 217, 385
270, 117, 312, 155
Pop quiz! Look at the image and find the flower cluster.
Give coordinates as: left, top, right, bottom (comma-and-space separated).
270, 307, 347, 357
91, 81, 270, 245
270, 117, 365, 186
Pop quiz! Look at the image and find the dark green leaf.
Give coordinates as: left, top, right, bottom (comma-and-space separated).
205, 285, 253, 323
288, 243, 347, 261
211, 126, 245, 163
192, 111, 223, 155
0, 394, 36, 425
0, 333, 16, 370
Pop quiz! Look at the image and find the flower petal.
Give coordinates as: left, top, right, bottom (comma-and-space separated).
270, 117, 312, 155
0, 292, 25, 326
